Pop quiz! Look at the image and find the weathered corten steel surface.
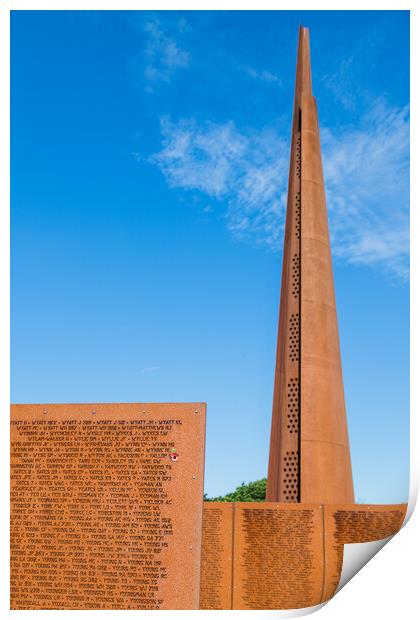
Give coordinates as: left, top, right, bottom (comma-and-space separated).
232, 503, 325, 609
11, 403, 206, 610
199, 502, 406, 610
199, 502, 233, 609
322, 503, 407, 599
267, 25, 354, 504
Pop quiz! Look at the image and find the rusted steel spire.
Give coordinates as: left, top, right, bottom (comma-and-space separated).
266, 27, 354, 504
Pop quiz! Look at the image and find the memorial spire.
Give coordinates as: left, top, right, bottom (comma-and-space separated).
266, 26, 354, 504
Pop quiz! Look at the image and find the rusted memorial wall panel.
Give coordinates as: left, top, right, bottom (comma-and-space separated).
199, 502, 233, 610
11, 403, 206, 610
199, 502, 407, 610
323, 503, 407, 601
232, 503, 324, 610
327, 504, 407, 543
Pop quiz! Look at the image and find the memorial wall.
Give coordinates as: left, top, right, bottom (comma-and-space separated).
199, 502, 407, 610
11, 403, 206, 610
10, 405, 406, 610
199, 502, 232, 610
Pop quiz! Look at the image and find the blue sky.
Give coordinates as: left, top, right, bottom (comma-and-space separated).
11, 10, 409, 502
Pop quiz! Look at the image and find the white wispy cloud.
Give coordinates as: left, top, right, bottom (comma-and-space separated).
321, 99, 409, 278
149, 117, 289, 248
322, 56, 356, 111
148, 99, 409, 279
243, 66, 282, 86
138, 366, 160, 374
143, 19, 190, 86
321, 19, 398, 114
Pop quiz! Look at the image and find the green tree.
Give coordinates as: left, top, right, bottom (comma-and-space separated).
204, 478, 266, 502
